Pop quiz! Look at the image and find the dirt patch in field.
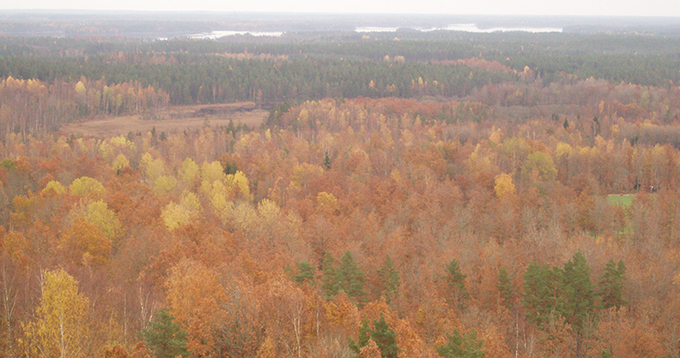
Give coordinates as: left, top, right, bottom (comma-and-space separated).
59, 103, 268, 138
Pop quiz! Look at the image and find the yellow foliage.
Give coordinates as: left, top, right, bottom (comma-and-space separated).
112, 153, 130, 171
42, 180, 66, 195
257, 198, 281, 221
228, 201, 257, 233
69, 176, 105, 197
179, 158, 199, 184
49, 136, 70, 157
160, 202, 185, 231
489, 126, 503, 145
83, 200, 121, 240
140, 153, 166, 182
291, 163, 324, 189
201, 161, 225, 184
298, 108, 309, 123
209, 180, 232, 215
555, 142, 573, 160
161, 191, 201, 230
109, 135, 132, 148
316, 191, 338, 214
75, 81, 86, 94
28, 269, 89, 358
152, 175, 177, 195
180, 190, 201, 213
226, 171, 253, 201
494, 173, 515, 198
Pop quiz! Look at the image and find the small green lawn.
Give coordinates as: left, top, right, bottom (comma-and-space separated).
608, 194, 633, 209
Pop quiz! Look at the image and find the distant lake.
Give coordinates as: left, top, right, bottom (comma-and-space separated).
189, 30, 284, 39
356, 24, 562, 33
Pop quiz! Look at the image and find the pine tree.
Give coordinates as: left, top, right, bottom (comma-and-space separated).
321, 252, 338, 298
522, 262, 564, 328
349, 314, 400, 358
436, 328, 485, 358
335, 251, 366, 304
562, 251, 596, 333
371, 314, 400, 358
141, 308, 189, 358
562, 252, 596, 358
349, 319, 371, 356
323, 152, 332, 170
444, 258, 469, 310
293, 261, 315, 286
599, 259, 626, 310
497, 267, 514, 310
375, 255, 400, 303
523, 252, 596, 358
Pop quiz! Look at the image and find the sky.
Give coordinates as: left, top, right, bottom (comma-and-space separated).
0, 0, 679, 17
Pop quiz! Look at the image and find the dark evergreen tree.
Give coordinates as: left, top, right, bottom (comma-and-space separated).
523, 252, 597, 357
562, 251, 596, 332
223, 160, 239, 175
323, 152, 332, 170
293, 261, 315, 286
444, 258, 469, 310
371, 314, 400, 358
349, 314, 400, 358
497, 267, 514, 310
436, 329, 485, 358
321, 252, 337, 298
335, 251, 366, 304
375, 255, 400, 303
522, 262, 564, 328
141, 308, 189, 358
349, 319, 371, 357
562, 252, 596, 357
599, 259, 627, 310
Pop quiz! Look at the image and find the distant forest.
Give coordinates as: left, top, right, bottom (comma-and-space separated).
1, 27, 680, 136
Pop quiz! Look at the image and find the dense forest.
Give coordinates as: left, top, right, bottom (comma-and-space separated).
1, 14, 680, 358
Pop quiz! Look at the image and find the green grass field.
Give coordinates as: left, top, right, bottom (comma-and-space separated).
608, 194, 634, 208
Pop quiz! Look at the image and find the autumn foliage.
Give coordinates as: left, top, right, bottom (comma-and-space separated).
1, 79, 680, 358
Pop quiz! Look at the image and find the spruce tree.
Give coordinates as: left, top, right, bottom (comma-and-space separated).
522, 262, 564, 328
444, 258, 469, 310
436, 328, 485, 358
371, 314, 400, 358
321, 252, 337, 298
497, 267, 514, 310
376, 255, 400, 303
293, 261, 315, 286
599, 259, 627, 310
349, 319, 371, 356
335, 251, 366, 303
562, 251, 596, 333
562, 252, 596, 358
141, 308, 189, 358
349, 314, 400, 358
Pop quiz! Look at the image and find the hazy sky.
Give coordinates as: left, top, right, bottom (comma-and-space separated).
1, 0, 679, 17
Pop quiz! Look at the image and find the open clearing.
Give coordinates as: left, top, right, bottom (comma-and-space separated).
59, 102, 268, 138
607, 194, 634, 208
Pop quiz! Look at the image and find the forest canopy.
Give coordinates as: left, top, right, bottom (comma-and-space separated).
0, 14, 679, 358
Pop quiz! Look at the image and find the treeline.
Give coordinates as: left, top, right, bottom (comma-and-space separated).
0, 76, 169, 137
0, 97, 679, 357
3, 33, 680, 86
0, 54, 517, 105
